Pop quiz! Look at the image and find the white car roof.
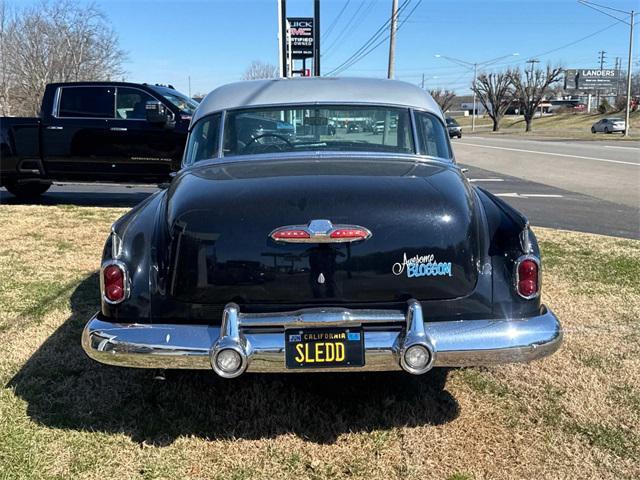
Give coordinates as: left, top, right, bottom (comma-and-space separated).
192, 77, 443, 125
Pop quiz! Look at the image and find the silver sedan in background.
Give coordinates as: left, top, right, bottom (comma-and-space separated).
591, 117, 625, 134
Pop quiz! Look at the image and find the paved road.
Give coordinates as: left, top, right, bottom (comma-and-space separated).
1, 137, 638, 239
453, 136, 639, 239
453, 136, 639, 207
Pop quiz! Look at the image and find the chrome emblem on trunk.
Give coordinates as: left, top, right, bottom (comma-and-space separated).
317, 273, 325, 284
269, 219, 372, 244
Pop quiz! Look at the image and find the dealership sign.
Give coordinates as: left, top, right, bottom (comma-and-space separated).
287, 17, 314, 59
564, 69, 621, 90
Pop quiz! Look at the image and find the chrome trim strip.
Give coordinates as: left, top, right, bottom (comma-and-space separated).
409, 109, 420, 155
51, 87, 61, 117
110, 228, 122, 259
192, 150, 454, 169
519, 223, 533, 254
217, 110, 226, 158
82, 303, 562, 374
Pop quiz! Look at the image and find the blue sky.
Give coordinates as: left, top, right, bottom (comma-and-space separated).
24, 0, 640, 95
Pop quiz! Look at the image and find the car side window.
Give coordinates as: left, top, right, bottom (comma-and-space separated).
414, 111, 452, 159
184, 114, 222, 166
58, 87, 115, 118
116, 87, 157, 120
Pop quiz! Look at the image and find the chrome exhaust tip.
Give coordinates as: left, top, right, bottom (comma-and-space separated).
400, 300, 435, 375
210, 303, 249, 378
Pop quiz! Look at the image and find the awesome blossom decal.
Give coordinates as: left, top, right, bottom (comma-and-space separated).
392, 253, 452, 278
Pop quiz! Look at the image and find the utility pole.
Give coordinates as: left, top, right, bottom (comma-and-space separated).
387, 0, 398, 79
421, 73, 425, 89
578, 1, 635, 136
624, 11, 634, 136
277, 0, 287, 77
615, 57, 621, 98
435, 52, 519, 132
598, 50, 607, 69
313, 0, 320, 76
597, 50, 606, 107
188, 76, 191, 98
526, 59, 542, 118
472, 63, 477, 131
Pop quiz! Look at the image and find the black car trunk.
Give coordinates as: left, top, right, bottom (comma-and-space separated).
162, 158, 480, 306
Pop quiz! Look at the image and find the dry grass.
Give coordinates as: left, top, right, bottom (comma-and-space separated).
456, 110, 640, 139
0, 205, 638, 480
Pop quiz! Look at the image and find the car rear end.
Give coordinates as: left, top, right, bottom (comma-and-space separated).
610, 119, 626, 132
82, 158, 562, 378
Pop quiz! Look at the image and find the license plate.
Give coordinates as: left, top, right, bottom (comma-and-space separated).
285, 327, 364, 369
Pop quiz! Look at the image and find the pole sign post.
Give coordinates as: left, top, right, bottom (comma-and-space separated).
564, 69, 622, 91
287, 17, 314, 60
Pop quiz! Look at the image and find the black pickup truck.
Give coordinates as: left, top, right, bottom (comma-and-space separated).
1, 81, 196, 198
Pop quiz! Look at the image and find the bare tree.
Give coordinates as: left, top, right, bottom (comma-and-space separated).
0, 0, 126, 116
509, 64, 563, 132
428, 88, 456, 113
471, 71, 514, 132
242, 61, 278, 80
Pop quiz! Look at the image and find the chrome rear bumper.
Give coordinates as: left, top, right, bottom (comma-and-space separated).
81, 300, 562, 377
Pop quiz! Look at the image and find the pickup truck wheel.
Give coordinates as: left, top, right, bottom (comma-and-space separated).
5, 181, 52, 199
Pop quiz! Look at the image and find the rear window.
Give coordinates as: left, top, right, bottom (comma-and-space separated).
222, 105, 414, 157
58, 87, 115, 118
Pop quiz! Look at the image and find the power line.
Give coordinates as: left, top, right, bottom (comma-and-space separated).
324, 0, 377, 60
333, 2, 419, 76
322, 0, 351, 41
326, 0, 421, 76
324, 0, 412, 75
578, 0, 632, 25
322, 1, 367, 60
324, 0, 411, 70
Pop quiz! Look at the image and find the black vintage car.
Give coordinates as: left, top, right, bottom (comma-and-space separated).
0, 81, 196, 198
82, 77, 562, 378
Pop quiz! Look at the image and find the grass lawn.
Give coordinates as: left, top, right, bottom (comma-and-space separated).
0, 205, 638, 479
453, 110, 640, 139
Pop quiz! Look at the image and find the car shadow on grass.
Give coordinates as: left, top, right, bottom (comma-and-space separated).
8, 273, 459, 446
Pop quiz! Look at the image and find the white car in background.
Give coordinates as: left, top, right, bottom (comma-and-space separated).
591, 118, 625, 134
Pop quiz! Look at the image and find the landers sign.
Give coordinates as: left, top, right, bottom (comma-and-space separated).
287, 17, 314, 59
565, 69, 621, 90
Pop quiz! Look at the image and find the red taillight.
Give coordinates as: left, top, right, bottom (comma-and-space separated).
517, 258, 539, 298
329, 228, 369, 240
272, 229, 310, 240
103, 264, 125, 303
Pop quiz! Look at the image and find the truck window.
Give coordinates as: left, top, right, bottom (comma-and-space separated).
58, 86, 115, 118
116, 87, 156, 120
